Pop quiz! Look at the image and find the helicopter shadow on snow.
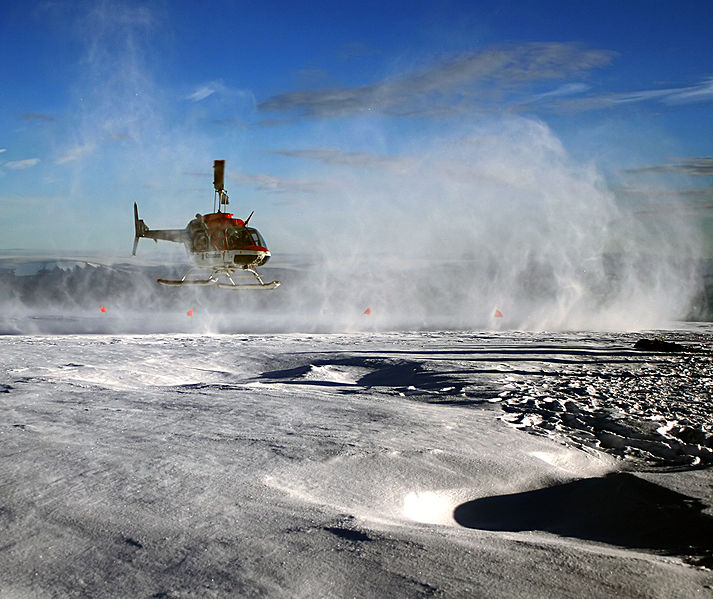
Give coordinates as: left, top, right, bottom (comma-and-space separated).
256, 356, 493, 403
453, 472, 713, 568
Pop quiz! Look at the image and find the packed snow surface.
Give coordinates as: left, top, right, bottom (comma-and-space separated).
1, 329, 712, 598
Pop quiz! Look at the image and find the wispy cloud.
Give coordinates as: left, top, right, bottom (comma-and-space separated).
270, 148, 416, 170
258, 42, 615, 118
663, 77, 713, 104
187, 81, 225, 102
229, 172, 325, 194
259, 41, 712, 120
624, 157, 713, 177
21, 113, 55, 123
561, 78, 713, 111
56, 143, 95, 165
516, 82, 591, 106
623, 197, 713, 219
256, 118, 299, 128
616, 183, 713, 199
3, 158, 40, 170
186, 81, 257, 111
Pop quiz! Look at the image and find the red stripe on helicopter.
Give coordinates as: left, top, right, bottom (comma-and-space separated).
238, 245, 269, 252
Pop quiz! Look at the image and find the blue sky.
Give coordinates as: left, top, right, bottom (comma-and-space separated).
1, 0, 712, 255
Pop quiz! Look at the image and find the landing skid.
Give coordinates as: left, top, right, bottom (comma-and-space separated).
216, 280, 280, 290
156, 277, 216, 286
157, 267, 280, 290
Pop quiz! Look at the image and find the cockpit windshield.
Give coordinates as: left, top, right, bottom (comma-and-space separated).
247, 228, 266, 248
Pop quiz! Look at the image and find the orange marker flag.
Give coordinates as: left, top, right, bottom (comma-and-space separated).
187, 308, 194, 317
363, 307, 372, 315
494, 308, 503, 318
99, 306, 107, 313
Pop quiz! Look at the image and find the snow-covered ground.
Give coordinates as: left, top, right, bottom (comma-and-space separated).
1, 329, 712, 598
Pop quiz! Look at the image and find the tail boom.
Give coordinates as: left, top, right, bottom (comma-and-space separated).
132, 202, 188, 255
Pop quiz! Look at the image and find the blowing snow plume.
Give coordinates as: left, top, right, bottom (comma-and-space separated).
254, 116, 698, 332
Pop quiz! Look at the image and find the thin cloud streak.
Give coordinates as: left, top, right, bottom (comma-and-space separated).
56, 143, 95, 165
516, 82, 591, 106
270, 148, 416, 170
3, 158, 40, 170
625, 199, 713, 218
625, 157, 713, 177
187, 82, 223, 102
21, 113, 56, 122
616, 183, 713, 199
229, 172, 326, 194
256, 118, 299, 128
663, 77, 713, 104
561, 77, 713, 111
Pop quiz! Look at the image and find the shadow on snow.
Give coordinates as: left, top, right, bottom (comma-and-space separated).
453, 472, 713, 567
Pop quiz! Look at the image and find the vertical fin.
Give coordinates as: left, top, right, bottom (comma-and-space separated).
132, 202, 150, 255
132, 203, 141, 255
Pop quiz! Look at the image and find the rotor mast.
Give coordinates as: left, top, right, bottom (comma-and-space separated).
213, 159, 229, 213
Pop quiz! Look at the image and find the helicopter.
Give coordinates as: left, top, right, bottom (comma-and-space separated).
132, 160, 280, 289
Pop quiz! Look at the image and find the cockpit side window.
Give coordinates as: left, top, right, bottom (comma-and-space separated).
227, 226, 254, 249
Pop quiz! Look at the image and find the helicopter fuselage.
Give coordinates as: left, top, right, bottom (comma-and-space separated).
186, 211, 271, 270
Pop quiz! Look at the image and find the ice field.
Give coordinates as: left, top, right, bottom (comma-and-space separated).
1, 327, 712, 598
3, 2, 713, 595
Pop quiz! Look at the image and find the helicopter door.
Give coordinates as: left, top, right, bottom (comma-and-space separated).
209, 229, 227, 251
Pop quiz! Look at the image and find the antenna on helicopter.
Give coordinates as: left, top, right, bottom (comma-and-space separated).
213, 159, 229, 212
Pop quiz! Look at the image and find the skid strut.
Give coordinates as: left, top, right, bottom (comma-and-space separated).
216, 268, 280, 290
